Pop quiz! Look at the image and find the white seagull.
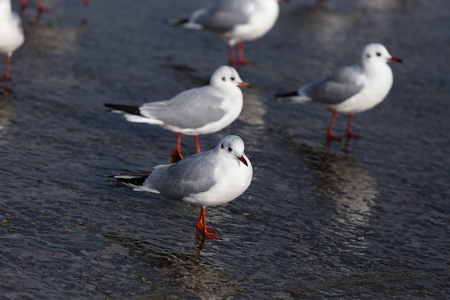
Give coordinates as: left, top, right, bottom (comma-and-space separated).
112, 135, 253, 240
170, 0, 286, 66
105, 66, 249, 161
276, 43, 402, 140
0, 0, 25, 81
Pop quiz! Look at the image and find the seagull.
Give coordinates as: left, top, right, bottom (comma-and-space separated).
112, 135, 253, 240
20, 0, 89, 12
105, 66, 249, 161
169, 0, 286, 66
276, 43, 402, 140
0, 0, 25, 81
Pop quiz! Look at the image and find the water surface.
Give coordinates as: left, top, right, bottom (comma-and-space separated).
0, 0, 449, 298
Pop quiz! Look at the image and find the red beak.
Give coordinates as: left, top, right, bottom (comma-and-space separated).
237, 155, 248, 167
238, 81, 251, 87
389, 56, 403, 63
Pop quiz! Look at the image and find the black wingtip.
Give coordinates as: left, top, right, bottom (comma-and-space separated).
166, 18, 189, 26
104, 104, 141, 115
111, 173, 151, 186
275, 91, 299, 98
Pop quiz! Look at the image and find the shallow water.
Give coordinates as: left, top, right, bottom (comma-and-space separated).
1, 0, 449, 298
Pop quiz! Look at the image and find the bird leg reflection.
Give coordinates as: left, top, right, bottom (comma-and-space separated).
193, 232, 206, 255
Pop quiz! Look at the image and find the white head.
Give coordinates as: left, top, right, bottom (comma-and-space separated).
216, 135, 249, 167
210, 66, 250, 89
361, 43, 403, 68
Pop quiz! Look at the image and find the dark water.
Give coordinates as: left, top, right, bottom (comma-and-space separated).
1, 0, 449, 298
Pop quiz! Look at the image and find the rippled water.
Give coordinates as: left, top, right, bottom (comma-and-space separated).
1, 0, 449, 298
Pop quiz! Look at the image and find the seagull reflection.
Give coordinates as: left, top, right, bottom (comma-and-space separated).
103, 233, 236, 298
0, 87, 14, 140
294, 143, 379, 254
290, 139, 378, 232
319, 153, 378, 227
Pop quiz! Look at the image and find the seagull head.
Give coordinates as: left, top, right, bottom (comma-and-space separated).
210, 66, 250, 89
217, 135, 249, 167
362, 43, 403, 67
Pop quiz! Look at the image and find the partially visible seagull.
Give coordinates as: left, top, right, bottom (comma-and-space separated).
0, 0, 25, 81
276, 43, 403, 140
169, 0, 286, 66
20, 0, 89, 12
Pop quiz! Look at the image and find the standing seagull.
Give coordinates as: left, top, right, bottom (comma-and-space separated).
276, 43, 402, 140
170, 0, 286, 66
105, 66, 249, 161
112, 135, 253, 240
0, 0, 25, 81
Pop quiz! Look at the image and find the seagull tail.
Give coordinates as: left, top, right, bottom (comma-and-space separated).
111, 173, 151, 187
104, 103, 164, 125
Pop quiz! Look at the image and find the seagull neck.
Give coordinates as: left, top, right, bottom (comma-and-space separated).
363, 61, 390, 77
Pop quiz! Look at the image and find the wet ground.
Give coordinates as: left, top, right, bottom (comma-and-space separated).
1, 0, 449, 298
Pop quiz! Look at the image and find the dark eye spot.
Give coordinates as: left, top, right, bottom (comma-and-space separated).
222, 77, 226, 81
221, 143, 224, 149
366, 54, 371, 58
230, 77, 235, 81
228, 147, 232, 152
376, 52, 381, 57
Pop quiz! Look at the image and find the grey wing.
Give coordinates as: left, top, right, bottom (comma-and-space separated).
140, 86, 227, 129
302, 65, 365, 105
195, 0, 252, 32
145, 152, 217, 200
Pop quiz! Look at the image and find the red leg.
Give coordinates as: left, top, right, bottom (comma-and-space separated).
37, 0, 52, 12
236, 42, 253, 65
194, 135, 201, 153
196, 207, 219, 239
20, 0, 30, 9
326, 111, 341, 141
196, 207, 216, 232
172, 132, 184, 162
344, 114, 363, 139
228, 44, 236, 65
82, 0, 89, 5
3, 56, 12, 82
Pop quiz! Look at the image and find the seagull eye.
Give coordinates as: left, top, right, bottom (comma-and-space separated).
228, 147, 232, 152
221, 143, 224, 149
222, 77, 226, 81
376, 52, 381, 57
230, 77, 235, 81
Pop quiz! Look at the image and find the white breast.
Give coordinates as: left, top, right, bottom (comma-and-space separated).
330, 64, 394, 114
184, 155, 253, 207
